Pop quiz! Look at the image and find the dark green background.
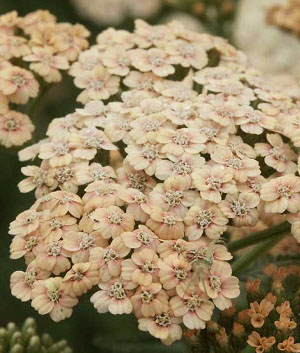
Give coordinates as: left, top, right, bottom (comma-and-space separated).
0, 1, 185, 352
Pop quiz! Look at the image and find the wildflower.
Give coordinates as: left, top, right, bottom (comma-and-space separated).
247, 332, 276, 353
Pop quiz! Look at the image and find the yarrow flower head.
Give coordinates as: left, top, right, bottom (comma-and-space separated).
0, 10, 89, 149
10, 19, 300, 345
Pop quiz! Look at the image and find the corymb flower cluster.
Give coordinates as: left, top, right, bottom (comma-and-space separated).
9, 19, 300, 344
0, 10, 89, 148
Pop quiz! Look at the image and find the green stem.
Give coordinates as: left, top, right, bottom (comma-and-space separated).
227, 221, 290, 253
232, 232, 286, 275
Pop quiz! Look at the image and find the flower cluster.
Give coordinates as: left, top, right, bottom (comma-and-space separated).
9, 19, 300, 344
267, 0, 300, 38
71, 0, 162, 26
0, 10, 89, 148
0, 317, 73, 353
189, 265, 300, 353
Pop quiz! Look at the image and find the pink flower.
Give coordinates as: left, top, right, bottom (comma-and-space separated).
9, 210, 42, 236
184, 199, 228, 240
63, 262, 99, 296
102, 48, 131, 76
138, 309, 182, 345
92, 206, 135, 239
146, 207, 184, 240
82, 181, 122, 209
158, 255, 192, 290
0, 66, 39, 104
39, 138, 72, 168
260, 175, 300, 213
121, 225, 160, 251
40, 214, 78, 243
192, 164, 237, 203
130, 48, 174, 77
18, 165, 49, 198
131, 283, 169, 318
47, 191, 84, 218
10, 261, 49, 302
10, 233, 41, 261
91, 278, 136, 315
122, 248, 159, 286
118, 188, 150, 222
89, 236, 130, 282
75, 162, 116, 185
75, 66, 120, 103
255, 133, 297, 173
63, 230, 106, 263
31, 277, 78, 322
0, 111, 34, 148
219, 192, 259, 227
201, 261, 240, 310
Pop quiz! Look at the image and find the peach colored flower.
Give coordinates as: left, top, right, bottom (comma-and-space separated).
63, 230, 106, 263
23, 47, 69, 83
184, 199, 228, 240
39, 138, 72, 168
260, 175, 300, 213
219, 192, 259, 227
82, 181, 122, 209
10, 262, 49, 302
278, 337, 300, 352
125, 142, 162, 176
92, 206, 135, 239
91, 278, 136, 315
46, 191, 84, 218
123, 70, 160, 92
146, 207, 184, 240
0, 11, 20, 35
75, 66, 120, 103
121, 225, 160, 252
247, 332, 276, 353
149, 176, 198, 218
201, 261, 240, 310
63, 262, 99, 296
211, 146, 261, 183
102, 47, 131, 76
192, 165, 237, 203
40, 214, 78, 243
18, 165, 50, 198
131, 283, 169, 318
9, 233, 41, 261
69, 48, 103, 77
158, 255, 191, 290
155, 153, 205, 182
34, 240, 71, 275
0, 66, 39, 104
75, 162, 116, 185
0, 111, 34, 148
156, 128, 206, 157
166, 39, 208, 69
9, 209, 43, 236
138, 309, 182, 345
118, 187, 150, 222
130, 48, 174, 77
122, 248, 159, 286
31, 277, 78, 322
89, 236, 130, 282
255, 133, 297, 174
248, 299, 275, 328
157, 239, 187, 260
170, 290, 214, 329
0, 35, 30, 59
134, 20, 175, 48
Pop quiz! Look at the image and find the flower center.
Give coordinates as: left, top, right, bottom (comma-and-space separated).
79, 233, 94, 249
172, 132, 188, 146
206, 177, 222, 190
141, 290, 154, 303
55, 143, 70, 156
47, 288, 61, 303
47, 241, 62, 256
141, 143, 159, 161
173, 160, 192, 175
24, 268, 36, 287
165, 190, 184, 207
270, 146, 288, 162
109, 282, 126, 299
199, 127, 219, 141
133, 193, 148, 204
154, 312, 171, 327
25, 236, 38, 251
187, 296, 202, 311
103, 248, 118, 262
209, 275, 222, 292
55, 167, 73, 184
108, 211, 123, 225
197, 209, 213, 229
230, 200, 249, 216
128, 173, 146, 191
142, 261, 156, 273
162, 214, 177, 226
24, 213, 38, 224
5, 118, 19, 130
137, 231, 153, 245
84, 136, 104, 149
143, 119, 160, 131
225, 157, 243, 170
174, 268, 188, 280
278, 185, 292, 199
90, 79, 104, 90
50, 218, 63, 230
70, 270, 84, 281
149, 54, 164, 67
91, 168, 109, 181
13, 74, 26, 87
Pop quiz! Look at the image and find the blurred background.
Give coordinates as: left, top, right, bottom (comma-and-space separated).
0, 1, 299, 352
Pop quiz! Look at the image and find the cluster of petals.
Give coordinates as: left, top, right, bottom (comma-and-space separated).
10, 19, 300, 344
0, 10, 89, 148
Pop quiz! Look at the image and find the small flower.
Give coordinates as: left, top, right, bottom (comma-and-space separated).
130, 48, 174, 77
40, 214, 78, 243
184, 199, 228, 240
9, 210, 42, 236
47, 191, 84, 218
146, 206, 184, 240
0, 66, 39, 104
122, 248, 159, 286
63, 262, 99, 296
121, 225, 160, 251
118, 187, 150, 222
91, 278, 136, 315
102, 47, 131, 76
39, 138, 72, 168
92, 206, 135, 239
192, 164, 237, 203
248, 299, 275, 328
260, 175, 300, 213
0, 111, 34, 148
255, 133, 297, 173
247, 332, 276, 353
31, 277, 78, 322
